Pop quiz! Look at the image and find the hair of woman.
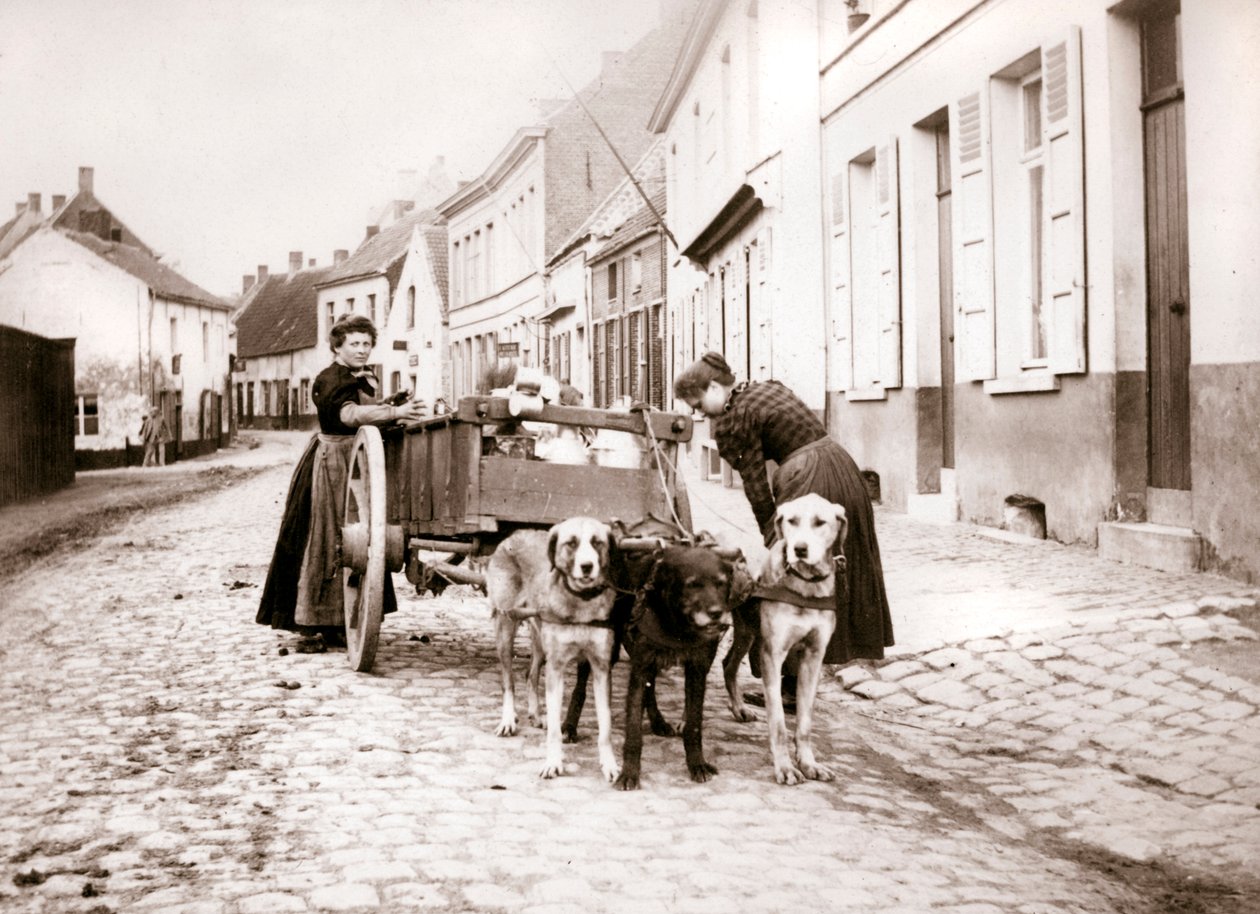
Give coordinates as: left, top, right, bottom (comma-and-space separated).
673, 350, 736, 399
328, 314, 378, 352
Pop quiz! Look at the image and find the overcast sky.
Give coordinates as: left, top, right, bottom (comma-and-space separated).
0, 0, 669, 298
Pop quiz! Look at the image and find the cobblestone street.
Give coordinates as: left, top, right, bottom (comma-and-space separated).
2, 434, 1258, 914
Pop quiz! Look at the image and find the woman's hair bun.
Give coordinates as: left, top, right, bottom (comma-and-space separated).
701, 351, 732, 374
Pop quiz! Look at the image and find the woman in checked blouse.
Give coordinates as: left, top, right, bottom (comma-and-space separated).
675, 352, 893, 699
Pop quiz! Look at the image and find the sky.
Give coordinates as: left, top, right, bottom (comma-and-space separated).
0, 0, 670, 299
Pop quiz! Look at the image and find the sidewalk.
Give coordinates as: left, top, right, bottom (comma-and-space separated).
678, 457, 1256, 656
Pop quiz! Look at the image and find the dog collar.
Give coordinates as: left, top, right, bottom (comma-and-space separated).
558, 577, 610, 601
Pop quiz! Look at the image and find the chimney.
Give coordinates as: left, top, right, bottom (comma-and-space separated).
366, 225, 380, 239
51, 194, 66, 210
257, 265, 269, 284
308, 258, 316, 267
78, 166, 94, 195
288, 251, 302, 275
27, 193, 41, 214
333, 248, 349, 265
14, 202, 25, 217
242, 274, 256, 294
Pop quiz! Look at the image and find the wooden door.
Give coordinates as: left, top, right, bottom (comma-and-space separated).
1143, 1, 1190, 490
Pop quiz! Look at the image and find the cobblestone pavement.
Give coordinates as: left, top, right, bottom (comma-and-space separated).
1, 441, 1259, 913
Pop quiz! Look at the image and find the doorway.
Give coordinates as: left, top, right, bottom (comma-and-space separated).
1142, 0, 1190, 491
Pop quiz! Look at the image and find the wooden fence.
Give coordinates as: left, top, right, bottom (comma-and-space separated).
0, 325, 75, 507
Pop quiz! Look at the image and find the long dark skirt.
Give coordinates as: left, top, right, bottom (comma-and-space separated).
257, 434, 397, 632
774, 438, 894, 663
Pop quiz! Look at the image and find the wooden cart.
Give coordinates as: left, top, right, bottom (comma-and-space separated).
337, 395, 697, 671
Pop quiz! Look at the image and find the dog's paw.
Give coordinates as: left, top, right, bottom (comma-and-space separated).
649, 718, 680, 738
601, 762, 622, 784
613, 771, 641, 791
538, 760, 565, 779
493, 718, 519, 738
729, 704, 759, 723
799, 762, 835, 782
561, 726, 583, 744
688, 761, 719, 783
773, 762, 806, 786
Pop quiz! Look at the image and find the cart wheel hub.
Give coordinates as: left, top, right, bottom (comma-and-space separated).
342, 523, 369, 573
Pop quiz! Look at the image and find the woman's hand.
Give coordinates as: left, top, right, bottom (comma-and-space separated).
392, 399, 429, 424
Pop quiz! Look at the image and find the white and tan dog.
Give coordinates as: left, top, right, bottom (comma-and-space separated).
723, 493, 848, 785
486, 517, 620, 781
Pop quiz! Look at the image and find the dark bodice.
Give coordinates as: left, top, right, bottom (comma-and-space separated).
311, 362, 379, 435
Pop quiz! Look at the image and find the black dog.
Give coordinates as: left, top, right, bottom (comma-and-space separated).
611, 545, 749, 790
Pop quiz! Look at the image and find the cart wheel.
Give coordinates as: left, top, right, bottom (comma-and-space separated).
342, 425, 387, 672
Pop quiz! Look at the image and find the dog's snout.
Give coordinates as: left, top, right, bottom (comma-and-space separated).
794, 543, 810, 559
579, 561, 594, 576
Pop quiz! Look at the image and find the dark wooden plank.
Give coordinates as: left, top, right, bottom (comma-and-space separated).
454, 396, 693, 442
477, 458, 670, 525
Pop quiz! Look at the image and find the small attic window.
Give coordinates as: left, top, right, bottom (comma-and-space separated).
109, 228, 121, 242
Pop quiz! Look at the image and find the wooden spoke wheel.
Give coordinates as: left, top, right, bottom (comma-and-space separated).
341, 425, 400, 672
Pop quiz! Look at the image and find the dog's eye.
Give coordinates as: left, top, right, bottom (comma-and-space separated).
565, 538, 578, 550
812, 518, 826, 528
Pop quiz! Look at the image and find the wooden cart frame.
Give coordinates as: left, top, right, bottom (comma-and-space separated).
338, 395, 697, 671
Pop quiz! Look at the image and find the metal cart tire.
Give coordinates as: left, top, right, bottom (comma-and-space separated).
341, 425, 390, 672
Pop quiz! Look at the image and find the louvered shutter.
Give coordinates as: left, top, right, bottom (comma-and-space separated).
950, 89, 996, 381
875, 138, 902, 388
829, 169, 854, 390
1043, 26, 1087, 374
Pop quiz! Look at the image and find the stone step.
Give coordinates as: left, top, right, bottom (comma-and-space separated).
1098, 521, 1203, 573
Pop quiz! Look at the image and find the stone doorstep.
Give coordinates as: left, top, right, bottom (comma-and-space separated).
1097, 521, 1204, 574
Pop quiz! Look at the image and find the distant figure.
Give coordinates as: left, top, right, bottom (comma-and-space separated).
139, 407, 172, 467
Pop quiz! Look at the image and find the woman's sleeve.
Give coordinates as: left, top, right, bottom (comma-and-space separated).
717, 406, 776, 540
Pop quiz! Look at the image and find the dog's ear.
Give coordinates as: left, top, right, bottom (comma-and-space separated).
604, 525, 618, 570
773, 503, 787, 543
725, 552, 757, 607
833, 504, 850, 554
547, 524, 561, 569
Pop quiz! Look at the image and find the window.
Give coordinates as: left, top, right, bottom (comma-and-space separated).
262, 382, 271, 416
368, 293, 377, 325
326, 301, 335, 330
630, 252, 643, 293
407, 286, 416, 329
970, 29, 1085, 390
484, 223, 494, 291
300, 379, 310, 412
451, 241, 462, 306
607, 262, 618, 302
346, 297, 355, 315
75, 394, 99, 436
1020, 72, 1048, 364
170, 317, 178, 354
202, 322, 209, 362
828, 139, 901, 395
390, 371, 401, 395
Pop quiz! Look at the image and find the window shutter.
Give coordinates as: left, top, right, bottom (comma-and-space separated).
829, 169, 854, 390
1043, 26, 1086, 374
876, 137, 902, 388
950, 89, 996, 381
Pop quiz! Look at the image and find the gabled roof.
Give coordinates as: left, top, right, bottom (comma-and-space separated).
590, 188, 667, 263
0, 206, 43, 260
62, 230, 227, 310
419, 224, 450, 319
52, 190, 152, 255
318, 209, 442, 292
235, 265, 335, 358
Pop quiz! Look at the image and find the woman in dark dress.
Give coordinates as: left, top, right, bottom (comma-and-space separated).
674, 352, 893, 699
256, 315, 427, 645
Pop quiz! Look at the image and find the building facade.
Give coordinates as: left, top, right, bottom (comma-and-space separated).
651, 0, 827, 476
0, 168, 231, 466
439, 12, 693, 403
819, 0, 1260, 581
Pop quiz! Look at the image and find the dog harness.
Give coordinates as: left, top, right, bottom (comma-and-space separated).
752, 555, 847, 611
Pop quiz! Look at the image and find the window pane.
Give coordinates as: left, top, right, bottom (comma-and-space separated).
1143, 7, 1180, 96
1023, 79, 1042, 153
1028, 164, 1047, 360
